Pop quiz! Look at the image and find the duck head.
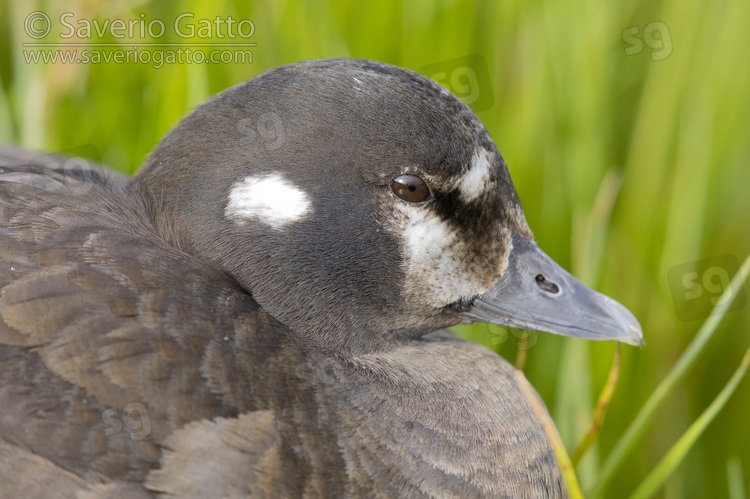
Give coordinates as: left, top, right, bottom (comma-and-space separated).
134, 59, 643, 353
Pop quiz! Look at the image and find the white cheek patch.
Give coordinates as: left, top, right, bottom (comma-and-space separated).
456, 148, 492, 202
225, 174, 311, 229
391, 203, 490, 308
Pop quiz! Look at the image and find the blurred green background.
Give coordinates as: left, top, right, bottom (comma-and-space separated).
1, 1, 748, 497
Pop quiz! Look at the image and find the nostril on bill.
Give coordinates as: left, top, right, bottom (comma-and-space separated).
535, 274, 560, 294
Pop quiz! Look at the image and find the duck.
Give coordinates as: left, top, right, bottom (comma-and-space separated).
0, 59, 642, 498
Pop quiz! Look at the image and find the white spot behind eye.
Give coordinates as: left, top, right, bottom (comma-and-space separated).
456, 148, 492, 202
225, 174, 311, 229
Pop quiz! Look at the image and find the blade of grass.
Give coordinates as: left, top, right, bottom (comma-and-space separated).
515, 330, 529, 370
516, 368, 583, 499
628, 349, 750, 499
727, 456, 746, 499
591, 253, 750, 497
567, 168, 623, 488
571, 343, 621, 466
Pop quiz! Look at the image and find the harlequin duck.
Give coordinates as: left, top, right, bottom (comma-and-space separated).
0, 59, 641, 498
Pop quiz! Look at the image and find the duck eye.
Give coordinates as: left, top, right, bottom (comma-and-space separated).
390, 175, 430, 203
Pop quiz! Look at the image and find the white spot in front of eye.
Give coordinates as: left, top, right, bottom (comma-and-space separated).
391, 202, 490, 307
456, 148, 492, 202
225, 174, 311, 229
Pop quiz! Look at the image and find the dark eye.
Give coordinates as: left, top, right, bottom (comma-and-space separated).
390, 175, 430, 203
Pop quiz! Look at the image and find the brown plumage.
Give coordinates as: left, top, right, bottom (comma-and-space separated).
0, 60, 641, 498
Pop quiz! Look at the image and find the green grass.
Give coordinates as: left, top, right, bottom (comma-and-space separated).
1, 1, 749, 497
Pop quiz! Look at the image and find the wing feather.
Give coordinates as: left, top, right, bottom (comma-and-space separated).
0, 158, 276, 485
